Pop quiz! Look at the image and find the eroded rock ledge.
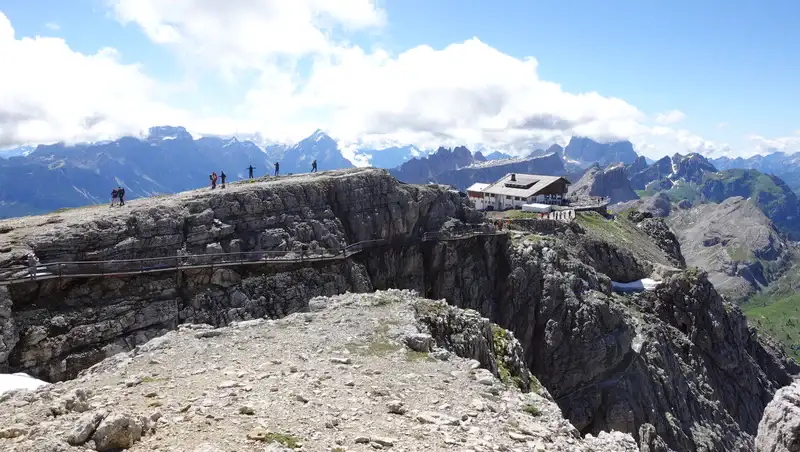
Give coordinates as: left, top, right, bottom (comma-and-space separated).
0, 168, 475, 381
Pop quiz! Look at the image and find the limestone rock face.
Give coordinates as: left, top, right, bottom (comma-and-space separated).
568, 165, 639, 204
624, 210, 685, 268
756, 380, 800, 452
671, 152, 718, 184
0, 286, 18, 369
667, 196, 791, 300
418, 232, 797, 451
563, 137, 639, 166
630, 156, 672, 190
640, 192, 672, 218
624, 156, 648, 179
413, 298, 532, 391
0, 168, 473, 380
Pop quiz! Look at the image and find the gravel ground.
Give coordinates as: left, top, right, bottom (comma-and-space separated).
0, 290, 636, 452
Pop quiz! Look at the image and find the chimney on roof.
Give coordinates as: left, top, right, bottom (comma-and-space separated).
510, 173, 516, 182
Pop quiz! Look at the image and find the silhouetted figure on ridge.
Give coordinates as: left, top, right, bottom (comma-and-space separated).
220, 171, 227, 188
118, 186, 125, 206
247, 165, 255, 179
311, 159, 317, 173
274, 162, 280, 177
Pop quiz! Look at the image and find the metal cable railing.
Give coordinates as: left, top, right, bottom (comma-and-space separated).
0, 227, 508, 285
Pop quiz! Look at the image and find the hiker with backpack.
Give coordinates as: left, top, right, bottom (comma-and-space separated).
210, 172, 218, 189
274, 162, 280, 176
247, 165, 255, 179
110, 188, 118, 207
117, 186, 125, 206
220, 171, 227, 188
311, 159, 317, 173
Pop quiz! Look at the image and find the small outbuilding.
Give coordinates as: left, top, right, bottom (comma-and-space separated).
522, 203, 552, 213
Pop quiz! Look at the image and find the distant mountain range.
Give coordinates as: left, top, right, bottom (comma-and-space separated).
613, 152, 800, 239
712, 152, 800, 193
0, 126, 356, 218
1, 127, 799, 220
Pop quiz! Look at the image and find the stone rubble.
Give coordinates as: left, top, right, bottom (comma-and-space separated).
0, 290, 637, 452
756, 379, 800, 452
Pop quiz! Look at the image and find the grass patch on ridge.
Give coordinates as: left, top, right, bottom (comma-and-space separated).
744, 294, 800, 358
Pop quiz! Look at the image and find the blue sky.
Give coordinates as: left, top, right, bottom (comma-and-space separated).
383, 0, 800, 141
1, 0, 799, 158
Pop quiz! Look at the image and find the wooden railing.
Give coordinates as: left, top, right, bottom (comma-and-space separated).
0, 227, 507, 285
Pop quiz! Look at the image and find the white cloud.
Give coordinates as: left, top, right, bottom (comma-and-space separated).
746, 133, 800, 156
654, 109, 686, 125
108, 0, 385, 74
44, 22, 60, 31
232, 39, 651, 154
0, 12, 187, 148
0, 3, 787, 162
233, 39, 728, 161
635, 126, 732, 159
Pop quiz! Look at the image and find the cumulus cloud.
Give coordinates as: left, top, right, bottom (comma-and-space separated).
654, 109, 686, 125
0, 12, 187, 148
634, 126, 732, 159
746, 133, 800, 155
1, 3, 784, 161
237, 39, 650, 155
104, 0, 661, 156
108, 0, 385, 74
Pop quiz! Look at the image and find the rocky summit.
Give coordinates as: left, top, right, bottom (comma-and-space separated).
567, 164, 639, 204
0, 167, 798, 451
666, 196, 792, 300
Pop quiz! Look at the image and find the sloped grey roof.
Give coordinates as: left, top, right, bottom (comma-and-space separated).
481, 174, 569, 197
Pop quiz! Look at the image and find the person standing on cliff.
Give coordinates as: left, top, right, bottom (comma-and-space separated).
220, 171, 227, 188
247, 165, 255, 179
27, 253, 39, 280
311, 159, 317, 173
211, 172, 218, 189
118, 186, 125, 206
110, 188, 118, 207
274, 162, 280, 177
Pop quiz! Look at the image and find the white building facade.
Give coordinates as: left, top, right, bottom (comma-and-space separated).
466, 173, 570, 211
